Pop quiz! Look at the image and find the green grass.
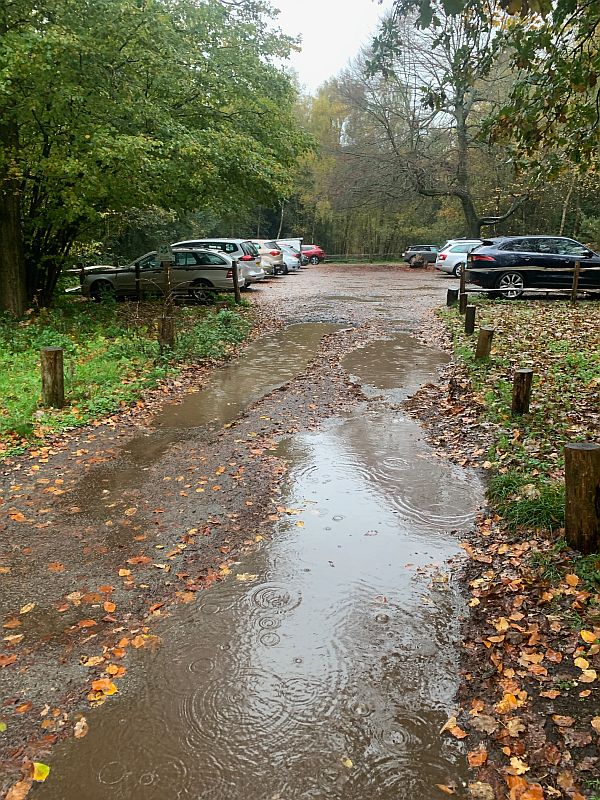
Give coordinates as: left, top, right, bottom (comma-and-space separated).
440, 299, 600, 531
0, 296, 252, 457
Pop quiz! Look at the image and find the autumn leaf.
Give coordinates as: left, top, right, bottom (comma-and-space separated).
123, 507, 137, 516
579, 669, 597, 683
82, 655, 104, 667
236, 573, 258, 582
565, 573, 579, 587
0, 654, 17, 667
47, 562, 65, 572
118, 568, 131, 577
581, 630, 598, 643
467, 747, 488, 767
19, 603, 35, 615
103, 601, 116, 613
74, 717, 89, 738
31, 762, 51, 782
77, 619, 97, 628
508, 756, 530, 775
5, 779, 33, 800
435, 785, 456, 795
91, 678, 118, 696
341, 757, 353, 768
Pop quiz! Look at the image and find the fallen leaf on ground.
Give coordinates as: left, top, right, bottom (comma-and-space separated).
19, 603, 35, 615
5, 779, 33, 800
74, 717, 89, 738
32, 762, 50, 782
236, 573, 258, 582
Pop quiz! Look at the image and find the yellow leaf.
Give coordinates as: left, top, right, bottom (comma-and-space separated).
341, 757, 353, 768
574, 657, 590, 670
31, 762, 51, 782
19, 603, 35, 615
295, 521, 305, 527
82, 656, 104, 667
581, 630, 597, 643
566, 573, 579, 587
118, 569, 131, 577
236, 573, 258, 582
591, 717, 600, 732
123, 507, 137, 516
579, 669, 597, 683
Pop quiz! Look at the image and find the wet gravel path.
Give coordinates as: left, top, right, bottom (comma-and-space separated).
0, 264, 481, 799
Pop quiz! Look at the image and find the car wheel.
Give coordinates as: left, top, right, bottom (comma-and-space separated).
189, 280, 215, 304
453, 262, 465, 277
309, 256, 319, 265
90, 280, 116, 302
496, 272, 525, 299
282, 264, 289, 275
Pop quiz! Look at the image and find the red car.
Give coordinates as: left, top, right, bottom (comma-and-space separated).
301, 244, 326, 264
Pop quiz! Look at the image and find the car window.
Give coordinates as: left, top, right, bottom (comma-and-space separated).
450, 243, 477, 253
554, 238, 590, 256
537, 238, 558, 254
196, 252, 227, 266
501, 239, 539, 253
137, 255, 160, 270
264, 241, 280, 250
241, 242, 257, 256
175, 252, 200, 266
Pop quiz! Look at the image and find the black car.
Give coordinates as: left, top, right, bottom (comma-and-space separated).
465, 236, 600, 299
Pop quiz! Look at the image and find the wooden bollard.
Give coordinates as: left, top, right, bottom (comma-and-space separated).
41, 347, 65, 408
447, 288, 458, 306
565, 443, 600, 554
511, 368, 533, 414
465, 304, 476, 335
459, 292, 468, 314
571, 260, 581, 303
474, 326, 494, 360
231, 258, 241, 305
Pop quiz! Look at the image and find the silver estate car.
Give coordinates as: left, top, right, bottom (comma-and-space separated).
172, 238, 266, 285
79, 248, 245, 302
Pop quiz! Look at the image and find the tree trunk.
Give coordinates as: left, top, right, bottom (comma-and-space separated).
0, 121, 27, 316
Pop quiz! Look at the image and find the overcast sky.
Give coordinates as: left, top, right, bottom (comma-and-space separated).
273, 0, 391, 94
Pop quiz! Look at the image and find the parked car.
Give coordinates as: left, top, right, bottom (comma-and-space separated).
251, 240, 285, 275
466, 235, 600, 299
402, 245, 438, 266
172, 238, 266, 285
301, 244, 325, 265
278, 238, 307, 264
79, 248, 245, 302
279, 244, 301, 272
435, 239, 482, 277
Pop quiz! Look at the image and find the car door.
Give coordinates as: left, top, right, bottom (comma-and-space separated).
554, 239, 600, 289
533, 238, 574, 287
120, 253, 162, 295
172, 251, 201, 293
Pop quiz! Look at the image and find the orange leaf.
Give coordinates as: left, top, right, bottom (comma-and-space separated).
566, 573, 579, 587
103, 601, 116, 613
5, 779, 33, 800
16, 701, 32, 714
47, 562, 65, 572
77, 619, 97, 628
435, 786, 456, 795
467, 748, 488, 767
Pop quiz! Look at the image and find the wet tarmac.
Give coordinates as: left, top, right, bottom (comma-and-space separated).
39, 316, 482, 799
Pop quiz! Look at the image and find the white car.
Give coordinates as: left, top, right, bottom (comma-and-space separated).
172, 238, 266, 285
435, 239, 482, 277
279, 244, 300, 272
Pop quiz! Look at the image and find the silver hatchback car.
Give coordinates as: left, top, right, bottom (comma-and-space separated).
79, 248, 245, 302
172, 238, 266, 285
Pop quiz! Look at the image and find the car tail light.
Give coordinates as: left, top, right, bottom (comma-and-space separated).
269, 250, 279, 256
438, 253, 447, 260
226, 269, 232, 278
239, 254, 253, 261
471, 255, 495, 262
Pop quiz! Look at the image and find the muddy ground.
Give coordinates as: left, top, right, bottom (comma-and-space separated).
0, 264, 483, 799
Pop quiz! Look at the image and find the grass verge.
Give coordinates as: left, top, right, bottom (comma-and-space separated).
0, 296, 252, 458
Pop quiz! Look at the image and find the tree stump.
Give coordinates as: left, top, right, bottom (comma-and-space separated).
465, 304, 476, 334
511, 369, 533, 414
41, 347, 65, 408
475, 327, 494, 360
564, 443, 600, 554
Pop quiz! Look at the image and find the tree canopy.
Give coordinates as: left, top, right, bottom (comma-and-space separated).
0, 0, 309, 312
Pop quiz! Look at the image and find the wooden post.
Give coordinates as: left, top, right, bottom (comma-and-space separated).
465, 304, 476, 335
459, 292, 468, 314
231, 259, 241, 305
565, 443, 600, 554
475, 326, 494, 360
447, 288, 458, 306
159, 258, 175, 351
41, 347, 65, 408
571, 260, 581, 303
511, 368, 533, 414
135, 261, 141, 301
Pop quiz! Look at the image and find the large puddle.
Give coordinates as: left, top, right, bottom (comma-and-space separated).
40, 327, 481, 800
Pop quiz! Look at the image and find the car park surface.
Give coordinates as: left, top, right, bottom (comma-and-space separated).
466, 235, 600, 298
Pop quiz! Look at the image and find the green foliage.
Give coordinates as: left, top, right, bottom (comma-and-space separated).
0, 298, 251, 457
